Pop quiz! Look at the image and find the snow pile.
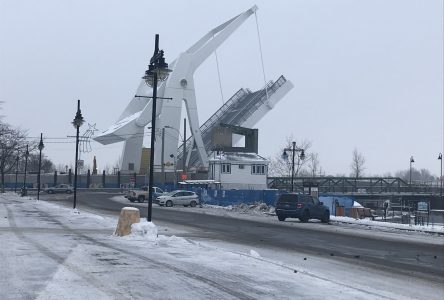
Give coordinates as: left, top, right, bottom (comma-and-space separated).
128, 220, 190, 247
210, 202, 274, 215
122, 206, 139, 211
131, 220, 158, 239
331, 215, 444, 233
353, 201, 364, 207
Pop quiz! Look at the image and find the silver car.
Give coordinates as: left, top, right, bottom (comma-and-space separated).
155, 190, 199, 207
44, 184, 74, 194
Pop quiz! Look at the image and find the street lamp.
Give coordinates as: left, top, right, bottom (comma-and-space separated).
282, 142, 305, 192
72, 99, 84, 209
438, 153, 442, 200
165, 124, 186, 172
170, 154, 177, 189
409, 156, 415, 188
22, 144, 29, 196
143, 34, 171, 222
37, 133, 44, 200
14, 149, 19, 193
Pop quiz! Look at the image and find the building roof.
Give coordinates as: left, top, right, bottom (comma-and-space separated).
208, 152, 269, 164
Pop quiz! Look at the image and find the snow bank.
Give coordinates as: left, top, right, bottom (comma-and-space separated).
127, 220, 190, 247
331, 215, 444, 233
131, 220, 158, 239
206, 202, 275, 215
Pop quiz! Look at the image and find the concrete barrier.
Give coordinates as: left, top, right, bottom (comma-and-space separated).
115, 207, 140, 236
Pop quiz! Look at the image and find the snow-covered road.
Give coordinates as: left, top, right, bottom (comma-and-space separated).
1, 193, 443, 299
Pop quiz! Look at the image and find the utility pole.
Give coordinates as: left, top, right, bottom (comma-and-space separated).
183, 118, 186, 176
14, 149, 19, 193
161, 127, 165, 184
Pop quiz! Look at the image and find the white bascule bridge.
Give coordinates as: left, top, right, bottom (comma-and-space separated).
94, 5, 293, 175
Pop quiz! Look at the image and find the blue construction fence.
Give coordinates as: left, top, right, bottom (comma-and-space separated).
198, 189, 280, 206
178, 187, 356, 212
318, 195, 355, 216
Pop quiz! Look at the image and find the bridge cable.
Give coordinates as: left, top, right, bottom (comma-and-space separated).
213, 34, 225, 105
254, 11, 269, 100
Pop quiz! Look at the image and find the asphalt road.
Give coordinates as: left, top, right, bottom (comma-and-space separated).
37, 190, 444, 283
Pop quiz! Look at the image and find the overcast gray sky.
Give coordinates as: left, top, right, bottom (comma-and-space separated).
1, 0, 443, 176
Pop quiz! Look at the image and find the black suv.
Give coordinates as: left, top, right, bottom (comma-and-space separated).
276, 193, 330, 223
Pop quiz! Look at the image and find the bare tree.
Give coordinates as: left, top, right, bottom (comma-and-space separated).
0, 122, 29, 192
308, 153, 320, 177
395, 168, 436, 182
112, 156, 121, 174
350, 148, 366, 178
27, 153, 55, 173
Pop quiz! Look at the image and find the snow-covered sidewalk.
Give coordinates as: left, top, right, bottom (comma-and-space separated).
1, 193, 443, 300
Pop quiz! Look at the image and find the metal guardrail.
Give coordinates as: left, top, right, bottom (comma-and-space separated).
268, 176, 443, 195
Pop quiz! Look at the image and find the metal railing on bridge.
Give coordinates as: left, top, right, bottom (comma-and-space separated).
268, 176, 443, 195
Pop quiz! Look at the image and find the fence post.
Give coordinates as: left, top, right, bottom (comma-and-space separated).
68, 169, 72, 184
102, 170, 106, 188
53, 171, 57, 186
87, 169, 91, 188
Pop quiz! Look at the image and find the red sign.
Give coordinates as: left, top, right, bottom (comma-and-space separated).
180, 173, 187, 180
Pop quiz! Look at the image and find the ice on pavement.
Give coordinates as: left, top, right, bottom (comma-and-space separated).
249, 249, 261, 258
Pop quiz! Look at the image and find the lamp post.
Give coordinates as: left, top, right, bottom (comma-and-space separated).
409, 156, 414, 190
142, 34, 171, 222
165, 125, 185, 173
37, 133, 44, 200
170, 154, 177, 189
438, 153, 442, 200
282, 142, 305, 192
22, 144, 29, 196
14, 149, 19, 193
72, 100, 84, 209
182, 118, 187, 176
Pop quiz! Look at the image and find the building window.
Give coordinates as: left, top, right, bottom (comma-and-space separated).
221, 163, 231, 174
238, 164, 244, 169
252, 164, 266, 175
128, 163, 134, 171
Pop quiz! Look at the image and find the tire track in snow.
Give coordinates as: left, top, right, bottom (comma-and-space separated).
212, 246, 397, 300
5, 199, 257, 300
2, 201, 132, 300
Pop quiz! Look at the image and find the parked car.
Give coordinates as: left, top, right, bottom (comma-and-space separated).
155, 190, 199, 207
127, 186, 165, 203
275, 193, 330, 223
44, 184, 74, 194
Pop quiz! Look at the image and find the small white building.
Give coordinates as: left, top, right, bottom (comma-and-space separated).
208, 152, 269, 190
